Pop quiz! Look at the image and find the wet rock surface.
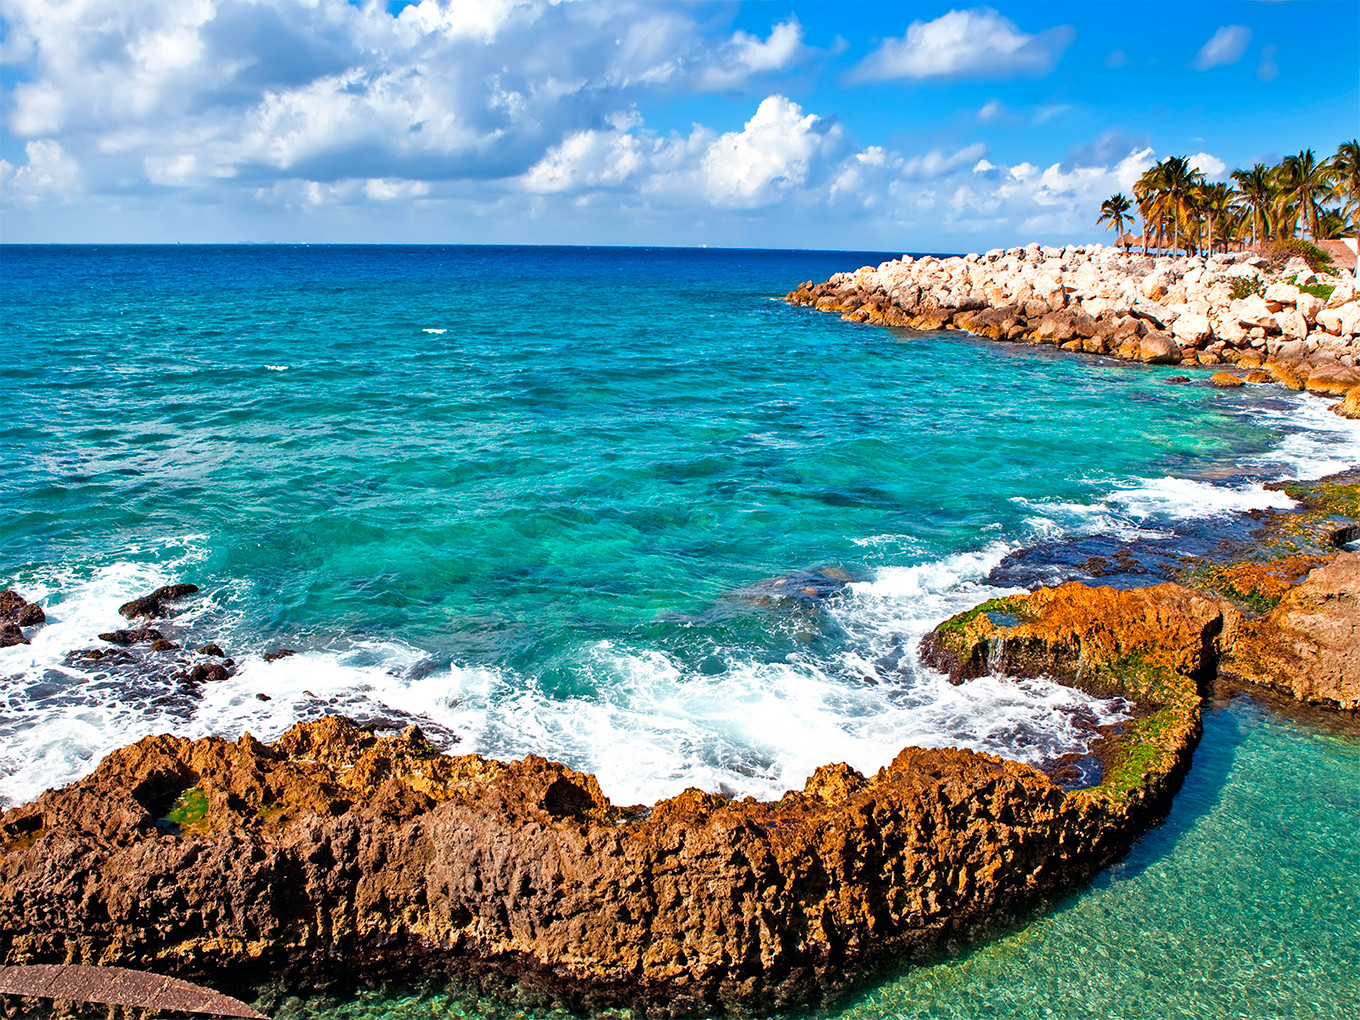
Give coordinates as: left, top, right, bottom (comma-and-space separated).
0, 590, 44, 648
0, 705, 1194, 1014
118, 584, 200, 620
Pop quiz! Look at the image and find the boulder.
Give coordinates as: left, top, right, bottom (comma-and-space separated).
1295, 292, 1325, 324
1263, 282, 1302, 306
1273, 308, 1308, 339
1135, 331, 1182, 364
118, 584, 199, 620
1304, 365, 1360, 396
1333, 386, 1360, 420
1210, 372, 1246, 389
1171, 311, 1213, 346
1221, 552, 1360, 709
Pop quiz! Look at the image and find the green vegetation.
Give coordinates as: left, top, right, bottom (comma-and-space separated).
1261, 237, 1334, 271
1103, 140, 1357, 257
162, 787, 210, 831
1295, 280, 1336, 301
1228, 277, 1263, 300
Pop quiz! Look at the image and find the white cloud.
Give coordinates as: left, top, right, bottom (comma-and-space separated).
1188, 152, 1227, 179
0, 139, 81, 203
1258, 44, 1279, 82
901, 142, 987, 179
364, 177, 431, 201
853, 8, 1072, 82
700, 95, 841, 207
978, 99, 1004, 123
1194, 26, 1251, 71
697, 18, 807, 90
522, 128, 646, 193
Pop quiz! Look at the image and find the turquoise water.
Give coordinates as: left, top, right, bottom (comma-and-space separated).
2, 245, 1358, 806
258, 698, 1360, 1020
3, 245, 1359, 1018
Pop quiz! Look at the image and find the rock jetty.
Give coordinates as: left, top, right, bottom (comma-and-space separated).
784, 244, 1360, 413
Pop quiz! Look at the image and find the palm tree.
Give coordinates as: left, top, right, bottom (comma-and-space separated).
1135, 161, 1171, 255
1231, 163, 1276, 246
1097, 193, 1135, 248
1274, 149, 1330, 240
1330, 139, 1359, 228
1142, 156, 1201, 255
1201, 182, 1234, 254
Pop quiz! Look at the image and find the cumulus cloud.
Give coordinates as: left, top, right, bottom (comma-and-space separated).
852, 8, 1073, 82
0, 139, 81, 202
1194, 25, 1251, 71
0, 0, 816, 215
701, 95, 842, 206
697, 18, 808, 90
1188, 152, 1227, 179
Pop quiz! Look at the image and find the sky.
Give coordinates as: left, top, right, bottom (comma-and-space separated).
1, 0, 1356, 250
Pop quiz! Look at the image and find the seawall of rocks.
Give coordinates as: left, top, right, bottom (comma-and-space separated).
784, 244, 1360, 410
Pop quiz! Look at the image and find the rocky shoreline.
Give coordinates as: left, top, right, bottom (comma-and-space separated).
2, 470, 1357, 1014
784, 244, 1360, 412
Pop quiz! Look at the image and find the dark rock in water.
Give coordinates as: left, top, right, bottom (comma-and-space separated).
262, 648, 296, 662
1164, 375, 1190, 384
118, 583, 199, 620
197, 643, 225, 657
256, 692, 271, 701
0, 622, 28, 648
740, 567, 853, 608
149, 638, 179, 652
98, 628, 165, 647
186, 663, 232, 684
1, 589, 44, 630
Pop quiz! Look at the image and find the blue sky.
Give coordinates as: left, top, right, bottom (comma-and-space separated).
1, 0, 1355, 249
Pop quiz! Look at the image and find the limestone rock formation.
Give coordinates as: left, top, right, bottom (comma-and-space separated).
1221, 552, 1360, 709
0, 690, 1200, 1014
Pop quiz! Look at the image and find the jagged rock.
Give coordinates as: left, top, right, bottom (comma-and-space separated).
197, 644, 226, 657
98, 628, 165, 647
0, 686, 1201, 1013
118, 584, 199, 620
1210, 372, 1246, 389
262, 648, 296, 662
0, 622, 26, 648
1305, 365, 1360, 396
1221, 552, 1360, 709
185, 663, 232, 683
1, 590, 44, 631
1333, 386, 1360, 420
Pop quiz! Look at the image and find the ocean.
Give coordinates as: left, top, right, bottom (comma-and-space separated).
2, 244, 1358, 1017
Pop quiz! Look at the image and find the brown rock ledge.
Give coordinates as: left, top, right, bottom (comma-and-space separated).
1, 646, 1201, 1017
